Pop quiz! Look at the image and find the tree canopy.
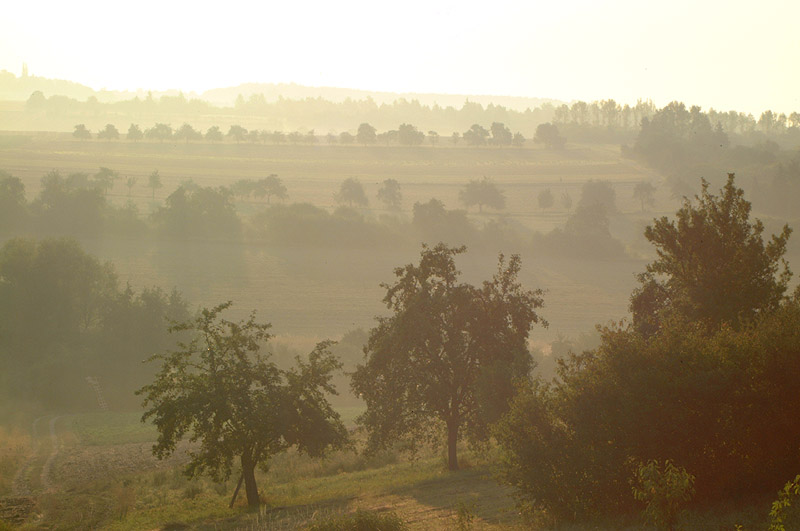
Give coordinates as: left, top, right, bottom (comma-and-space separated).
138, 302, 348, 507
351, 244, 546, 470
334, 178, 368, 208
459, 177, 505, 212
631, 173, 791, 335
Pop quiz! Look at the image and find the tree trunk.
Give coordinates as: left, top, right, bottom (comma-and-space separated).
446, 419, 459, 471
241, 454, 260, 507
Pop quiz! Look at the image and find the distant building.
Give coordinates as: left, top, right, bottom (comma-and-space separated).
21, 62, 28, 78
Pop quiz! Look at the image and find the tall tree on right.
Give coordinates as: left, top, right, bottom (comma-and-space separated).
631, 173, 791, 335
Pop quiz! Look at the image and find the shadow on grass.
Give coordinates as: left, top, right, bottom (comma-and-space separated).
389, 464, 518, 525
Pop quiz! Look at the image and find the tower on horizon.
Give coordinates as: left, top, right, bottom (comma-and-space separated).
21, 63, 28, 78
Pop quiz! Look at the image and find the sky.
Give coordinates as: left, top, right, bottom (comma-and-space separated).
1, 0, 798, 115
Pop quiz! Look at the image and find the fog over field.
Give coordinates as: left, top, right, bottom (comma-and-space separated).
2, 1, 800, 529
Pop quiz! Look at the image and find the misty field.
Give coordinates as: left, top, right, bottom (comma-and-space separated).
0, 134, 658, 345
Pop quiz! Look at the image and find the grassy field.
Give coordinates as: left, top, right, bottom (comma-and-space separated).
1, 410, 783, 530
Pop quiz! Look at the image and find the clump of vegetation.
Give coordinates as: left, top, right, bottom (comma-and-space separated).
306, 509, 406, 531
631, 459, 694, 530
769, 475, 800, 531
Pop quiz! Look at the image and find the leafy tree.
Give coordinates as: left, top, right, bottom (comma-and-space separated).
174, 123, 202, 143
451, 132, 460, 145
247, 129, 262, 143
304, 130, 317, 144
228, 125, 248, 144
287, 131, 303, 144
412, 199, 476, 246
631, 173, 791, 335
94, 167, 119, 196
459, 177, 505, 212
377, 178, 402, 211
339, 131, 355, 144
127, 123, 143, 142
537, 188, 554, 209
146, 123, 173, 142
137, 302, 348, 507
148, 170, 162, 200
253, 174, 287, 204
512, 132, 526, 147
73, 124, 91, 140
356, 123, 377, 145
31, 170, 106, 236
533, 122, 566, 149
0, 172, 28, 232
352, 244, 546, 470
125, 176, 138, 197
152, 185, 240, 239
462, 124, 489, 146
205, 125, 224, 143
398, 123, 424, 146
334, 178, 368, 208
490, 122, 513, 146
97, 124, 120, 141
427, 131, 439, 146
633, 180, 657, 212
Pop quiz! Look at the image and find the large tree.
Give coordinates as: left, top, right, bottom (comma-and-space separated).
138, 302, 348, 508
356, 123, 377, 145
352, 244, 546, 470
334, 178, 368, 208
459, 177, 505, 212
631, 173, 791, 335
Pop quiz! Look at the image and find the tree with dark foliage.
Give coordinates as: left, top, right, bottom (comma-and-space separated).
138, 302, 348, 508
352, 244, 546, 470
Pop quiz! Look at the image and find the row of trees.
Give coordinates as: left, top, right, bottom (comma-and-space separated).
73, 121, 543, 148
27, 88, 557, 136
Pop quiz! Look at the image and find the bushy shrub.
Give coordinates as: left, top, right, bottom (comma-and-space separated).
631, 459, 694, 529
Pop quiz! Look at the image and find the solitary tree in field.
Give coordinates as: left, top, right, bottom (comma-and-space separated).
633, 180, 657, 212
73, 124, 91, 140
512, 132, 526, 147
138, 302, 348, 508
459, 177, 505, 212
356, 123, 377, 146
148, 170, 162, 200
352, 244, 546, 470
127, 124, 143, 142
97, 124, 120, 141
334, 178, 368, 208
377, 178, 402, 211
253, 174, 287, 204
428, 131, 439, 146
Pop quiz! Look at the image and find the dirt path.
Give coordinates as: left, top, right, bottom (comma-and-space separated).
40, 416, 63, 492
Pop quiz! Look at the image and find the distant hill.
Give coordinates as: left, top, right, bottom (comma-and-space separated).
0, 70, 561, 111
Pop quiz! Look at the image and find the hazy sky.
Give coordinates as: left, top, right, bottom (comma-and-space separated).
1, 0, 798, 114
